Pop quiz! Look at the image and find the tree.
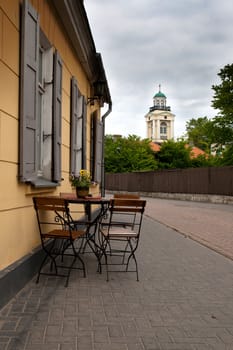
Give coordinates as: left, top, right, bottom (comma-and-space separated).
189, 154, 214, 168
221, 144, 233, 165
104, 135, 158, 173
211, 63, 233, 144
185, 117, 214, 153
154, 140, 192, 169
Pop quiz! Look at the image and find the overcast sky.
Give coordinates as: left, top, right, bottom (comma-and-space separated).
85, 0, 233, 139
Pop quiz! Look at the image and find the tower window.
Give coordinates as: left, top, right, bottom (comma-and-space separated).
160, 122, 167, 135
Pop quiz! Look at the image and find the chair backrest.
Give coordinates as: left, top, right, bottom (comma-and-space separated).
108, 198, 146, 234
110, 199, 145, 212
33, 196, 68, 212
113, 193, 140, 199
33, 197, 71, 236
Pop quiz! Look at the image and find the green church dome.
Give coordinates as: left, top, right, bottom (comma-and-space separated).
154, 91, 166, 98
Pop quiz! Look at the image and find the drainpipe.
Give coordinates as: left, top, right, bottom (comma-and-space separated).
101, 101, 112, 197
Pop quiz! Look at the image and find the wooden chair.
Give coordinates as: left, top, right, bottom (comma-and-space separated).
113, 193, 140, 227
33, 197, 86, 287
98, 198, 146, 281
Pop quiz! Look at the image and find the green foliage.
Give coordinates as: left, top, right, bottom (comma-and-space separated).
185, 117, 214, 153
211, 63, 233, 144
154, 140, 192, 169
104, 135, 158, 173
190, 154, 214, 167
218, 144, 233, 166
212, 64, 233, 121
185, 63, 233, 154
105, 136, 219, 173
105, 63, 233, 174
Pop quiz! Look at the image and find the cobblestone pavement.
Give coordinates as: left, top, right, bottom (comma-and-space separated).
0, 198, 233, 350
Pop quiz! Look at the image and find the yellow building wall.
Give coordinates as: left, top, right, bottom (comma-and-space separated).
0, 0, 99, 270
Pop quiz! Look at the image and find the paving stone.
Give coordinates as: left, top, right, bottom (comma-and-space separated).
0, 199, 233, 349
94, 342, 127, 350
0, 344, 8, 350
60, 344, 77, 350
141, 335, 161, 350
7, 334, 28, 350
108, 324, 124, 337
1, 320, 18, 331
25, 344, 59, 350
93, 326, 109, 343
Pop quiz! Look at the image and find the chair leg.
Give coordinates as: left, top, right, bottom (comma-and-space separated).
37, 240, 59, 283
81, 222, 98, 254
70, 241, 86, 278
104, 250, 109, 282
98, 238, 109, 281
75, 251, 86, 278
36, 253, 49, 284
65, 255, 77, 287
125, 239, 139, 281
37, 239, 86, 287
56, 240, 86, 287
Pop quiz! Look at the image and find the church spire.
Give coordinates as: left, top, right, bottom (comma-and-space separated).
153, 85, 167, 109
145, 85, 175, 142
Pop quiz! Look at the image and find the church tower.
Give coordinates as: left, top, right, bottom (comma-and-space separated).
145, 85, 175, 143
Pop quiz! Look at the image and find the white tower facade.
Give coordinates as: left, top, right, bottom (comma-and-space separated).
145, 86, 175, 143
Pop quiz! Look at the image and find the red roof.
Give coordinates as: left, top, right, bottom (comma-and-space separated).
149, 142, 206, 159
189, 146, 206, 159
149, 142, 161, 152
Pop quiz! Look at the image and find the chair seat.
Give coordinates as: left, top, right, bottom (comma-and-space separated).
42, 229, 85, 240
101, 227, 138, 238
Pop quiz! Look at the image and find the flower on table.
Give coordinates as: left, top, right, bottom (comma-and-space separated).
70, 169, 92, 188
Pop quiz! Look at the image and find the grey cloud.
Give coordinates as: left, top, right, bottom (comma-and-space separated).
85, 0, 233, 138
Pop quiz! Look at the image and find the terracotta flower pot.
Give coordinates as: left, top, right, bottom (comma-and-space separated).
76, 187, 89, 198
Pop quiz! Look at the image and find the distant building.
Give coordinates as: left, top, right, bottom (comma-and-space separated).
145, 85, 175, 143
149, 142, 206, 159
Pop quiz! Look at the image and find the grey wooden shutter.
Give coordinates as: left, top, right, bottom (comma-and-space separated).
82, 101, 87, 169
19, 0, 39, 182
95, 120, 103, 183
53, 50, 62, 182
70, 77, 85, 175
70, 77, 82, 174
90, 113, 96, 178
70, 77, 78, 174
78, 96, 84, 170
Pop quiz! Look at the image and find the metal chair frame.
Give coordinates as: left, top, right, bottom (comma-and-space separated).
98, 198, 146, 281
33, 197, 86, 287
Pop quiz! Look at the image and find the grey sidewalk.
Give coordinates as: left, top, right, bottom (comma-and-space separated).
1, 199, 233, 350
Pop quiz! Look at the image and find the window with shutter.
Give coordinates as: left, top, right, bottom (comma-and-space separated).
70, 77, 86, 175
95, 120, 103, 183
19, 0, 62, 187
53, 51, 62, 182
91, 114, 103, 183
19, 0, 39, 182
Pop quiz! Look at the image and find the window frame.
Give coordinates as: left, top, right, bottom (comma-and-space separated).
19, 0, 62, 188
70, 77, 86, 176
160, 121, 167, 135
91, 113, 103, 184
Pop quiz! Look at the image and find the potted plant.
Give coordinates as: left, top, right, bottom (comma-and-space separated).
70, 169, 92, 198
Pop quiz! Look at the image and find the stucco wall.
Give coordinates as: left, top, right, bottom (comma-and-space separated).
0, 0, 99, 270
